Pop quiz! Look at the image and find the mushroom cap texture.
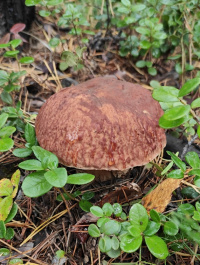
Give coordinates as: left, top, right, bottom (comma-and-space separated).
35, 76, 166, 170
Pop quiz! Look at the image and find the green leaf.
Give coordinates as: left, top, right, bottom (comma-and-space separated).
90, 206, 104, 217
0, 126, 16, 138
193, 211, 200, 221
163, 105, 191, 121
178, 203, 195, 215
136, 60, 146, 68
32, 146, 58, 170
9, 39, 22, 48
5, 227, 14, 240
0, 113, 8, 129
49, 37, 60, 47
135, 27, 150, 36
0, 179, 13, 196
0, 70, 9, 85
143, 221, 160, 236
25, 123, 36, 146
22, 171, 53, 197
120, 234, 142, 253
150, 209, 160, 223
1, 91, 13, 105
47, 0, 63, 6
88, 224, 100, 237
82, 191, 94, 200
191, 98, 200, 109
185, 152, 200, 168
19, 56, 34, 64
159, 115, 189, 129
179, 78, 200, 97
113, 203, 122, 217
102, 203, 114, 217
111, 237, 120, 250
13, 148, 32, 158
97, 217, 110, 228
39, 10, 51, 17
99, 235, 112, 252
9, 258, 23, 264
129, 203, 149, 232
0, 196, 13, 221
79, 200, 92, 212
102, 220, 121, 236
196, 201, 200, 212
121, 0, 131, 6
0, 220, 6, 238
0, 138, 14, 152
152, 87, 179, 102
166, 151, 186, 172
164, 221, 179, 236
167, 169, 184, 179
67, 173, 95, 185
131, 4, 146, 12
4, 203, 18, 223
44, 168, 67, 187
56, 250, 65, 259
194, 175, 200, 187
145, 235, 169, 259
106, 248, 121, 258
4, 50, 19, 57
19, 159, 44, 170
198, 125, 200, 139
148, 67, 157, 76
150, 80, 160, 89
128, 225, 141, 237
0, 248, 10, 256
25, 0, 41, 6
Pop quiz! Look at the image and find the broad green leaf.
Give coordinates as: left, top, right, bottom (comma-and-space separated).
19, 159, 44, 170
0, 138, 14, 152
159, 115, 189, 129
44, 168, 68, 187
0, 70, 9, 86
88, 224, 100, 237
67, 173, 94, 185
19, 56, 34, 64
32, 146, 58, 170
194, 175, 200, 188
131, 4, 146, 12
25, 0, 41, 6
191, 98, 200, 109
97, 217, 110, 228
49, 37, 60, 47
0, 196, 13, 221
178, 203, 195, 215
82, 191, 94, 200
9, 258, 23, 264
0, 126, 16, 138
11, 169, 20, 198
111, 237, 120, 250
106, 248, 121, 258
4, 203, 18, 223
128, 225, 141, 237
150, 80, 160, 89
166, 151, 186, 172
13, 148, 33, 157
99, 235, 112, 252
120, 234, 142, 253
90, 206, 104, 217
102, 220, 121, 236
0, 248, 10, 256
143, 221, 160, 236
145, 235, 169, 259
121, 0, 131, 6
4, 50, 19, 57
56, 250, 65, 259
136, 60, 146, 68
179, 78, 200, 97
0, 221, 6, 238
135, 27, 150, 36
163, 105, 191, 121
150, 209, 160, 223
196, 202, 200, 212
113, 203, 122, 217
129, 203, 148, 232
25, 123, 36, 146
193, 211, 200, 221
5, 227, 14, 240
22, 171, 53, 197
185, 152, 200, 169
164, 221, 179, 236
39, 10, 51, 17
189, 169, 200, 176
148, 67, 157, 76
9, 39, 22, 48
152, 87, 179, 102
102, 203, 114, 217
79, 200, 92, 212
167, 169, 184, 179
0, 179, 13, 196
47, 0, 63, 6
1, 91, 13, 105
0, 113, 8, 129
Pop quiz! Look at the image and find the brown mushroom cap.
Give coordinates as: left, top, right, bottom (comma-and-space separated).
35, 77, 166, 171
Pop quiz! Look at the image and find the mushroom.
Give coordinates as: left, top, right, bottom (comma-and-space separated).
35, 76, 166, 175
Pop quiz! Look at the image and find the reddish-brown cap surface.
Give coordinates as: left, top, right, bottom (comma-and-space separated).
35, 77, 166, 170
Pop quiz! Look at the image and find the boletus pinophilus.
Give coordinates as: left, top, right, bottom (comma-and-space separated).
35, 76, 166, 178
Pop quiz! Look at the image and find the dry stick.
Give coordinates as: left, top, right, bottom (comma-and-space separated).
0, 239, 48, 265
